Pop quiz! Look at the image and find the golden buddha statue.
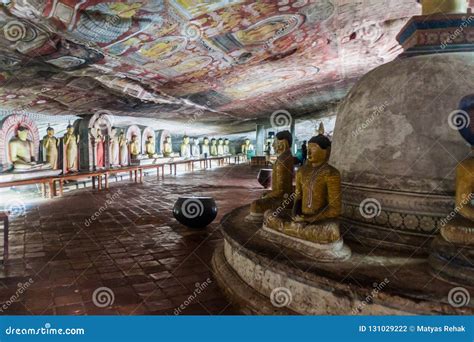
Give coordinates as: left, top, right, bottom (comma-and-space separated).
9, 126, 51, 171
42, 125, 59, 170
129, 134, 140, 160
63, 124, 79, 173
210, 138, 218, 156
264, 124, 342, 244
163, 136, 173, 157
145, 135, 158, 158
241, 139, 254, 155
180, 135, 191, 159
247, 130, 294, 221
439, 114, 474, 245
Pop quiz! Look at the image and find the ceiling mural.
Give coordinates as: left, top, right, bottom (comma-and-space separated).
0, 0, 421, 134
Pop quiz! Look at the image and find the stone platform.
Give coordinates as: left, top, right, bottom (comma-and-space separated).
212, 205, 474, 315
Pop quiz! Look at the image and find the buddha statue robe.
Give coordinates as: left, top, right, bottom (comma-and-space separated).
42, 128, 59, 170
63, 126, 79, 173
119, 134, 129, 166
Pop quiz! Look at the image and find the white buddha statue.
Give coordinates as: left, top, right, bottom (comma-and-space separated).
180, 135, 191, 159
110, 127, 120, 167
191, 138, 200, 157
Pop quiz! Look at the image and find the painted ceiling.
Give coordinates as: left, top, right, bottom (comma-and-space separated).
0, 0, 422, 134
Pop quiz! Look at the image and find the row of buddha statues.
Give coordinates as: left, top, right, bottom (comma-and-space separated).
176, 136, 233, 159
8, 124, 79, 173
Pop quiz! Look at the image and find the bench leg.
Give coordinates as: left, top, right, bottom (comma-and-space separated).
3, 217, 8, 262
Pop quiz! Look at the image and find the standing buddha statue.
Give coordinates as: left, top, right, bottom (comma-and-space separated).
201, 137, 210, 157
210, 138, 218, 156
63, 124, 79, 173
95, 128, 105, 169
110, 127, 120, 167
119, 131, 129, 166
191, 138, 200, 157
42, 125, 59, 170
247, 131, 294, 221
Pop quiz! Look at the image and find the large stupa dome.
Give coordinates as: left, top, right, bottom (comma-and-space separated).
331, 52, 473, 253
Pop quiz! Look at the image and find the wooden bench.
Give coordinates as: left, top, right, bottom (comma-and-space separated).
0, 177, 55, 198
0, 212, 8, 262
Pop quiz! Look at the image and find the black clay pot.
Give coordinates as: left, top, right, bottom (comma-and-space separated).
257, 169, 272, 189
173, 197, 218, 229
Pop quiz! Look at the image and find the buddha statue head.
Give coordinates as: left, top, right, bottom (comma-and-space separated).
218, 138, 224, 145
211, 138, 217, 146
147, 135, 154, 143
308, 125, 331, 166
96, 128, 102, 138
274, 130, 292, 155
17, 126, 29, 141
131, 134, 138, 143
194, 138, 199, 146
203, 137, 209, 145
111, 127, 118, 137
183, 135, 190, 145
66, 124, 74, 135
165, 136, 171, 144
224, 138, 229, 146
46, 126, 54, 137
245, 138, 250, 146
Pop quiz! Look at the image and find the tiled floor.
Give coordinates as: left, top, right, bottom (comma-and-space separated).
0, 164, 264, 315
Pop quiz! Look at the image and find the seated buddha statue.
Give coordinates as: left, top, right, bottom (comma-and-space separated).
223, 138, 230, 155
163, 136, 173, 157
241, 139, 254, 155
9, 126, 51, 171
210, 138, 218, 156
439, 113, 474, 245
264, 125, 342, 244
217, 138, 225, 156
180, 135, 191, 159
145, 135, 158, 158
129, 135, 140, 160
191, 138, 200, 157
42, 125, 59, 170
247, 130, 294, 221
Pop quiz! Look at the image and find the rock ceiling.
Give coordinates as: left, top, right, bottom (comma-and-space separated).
0, 0, 420, 134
